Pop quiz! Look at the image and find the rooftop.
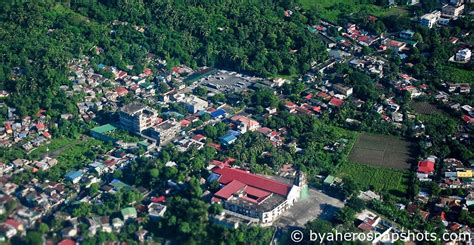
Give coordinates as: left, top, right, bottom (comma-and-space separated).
121, 102, 147, 115
212, 166, 291, 197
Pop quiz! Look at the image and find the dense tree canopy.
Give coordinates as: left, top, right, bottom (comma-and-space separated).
0, 1, 327, 116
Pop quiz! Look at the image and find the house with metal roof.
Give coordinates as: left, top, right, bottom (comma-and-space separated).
65, 170, 83, 184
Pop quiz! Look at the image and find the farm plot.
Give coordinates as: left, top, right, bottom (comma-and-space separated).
348, 133, 414, 170
412, 102, 443, 115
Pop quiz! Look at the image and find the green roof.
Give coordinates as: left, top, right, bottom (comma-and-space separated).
91, 124, 117, 134
121, 207, 137, 216
183, 68, 217, 83
110, 179, 128, 190
323, 175, 336, 185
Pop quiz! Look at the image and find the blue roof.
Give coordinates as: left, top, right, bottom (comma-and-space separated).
219, 134, 237, 144
98, 64, 106, 69
65, 170, 83, 180
210, 109, 226, 118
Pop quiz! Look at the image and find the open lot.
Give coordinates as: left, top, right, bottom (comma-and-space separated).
412, 101, 443, 115
274, 187, 344, 228
348, 133, 414, 170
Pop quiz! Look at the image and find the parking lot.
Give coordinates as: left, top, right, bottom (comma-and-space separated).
275, 187, 344, 228
198, 70, 259, 93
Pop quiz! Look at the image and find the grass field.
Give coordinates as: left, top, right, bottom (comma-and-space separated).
348, 133, 414, 170
298, 0, 408, 21
338, 161, 409, 195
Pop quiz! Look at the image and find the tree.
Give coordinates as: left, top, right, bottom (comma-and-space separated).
305, 219, 333, 233
193, 87, 208, 97
346, 197, 366, 212
89, 183, 100, 196
23, 231, 43, 245
340, 177, 360, 199
71, 202, 92, 217
38, 223, 49, 234
334, 207, 356, 225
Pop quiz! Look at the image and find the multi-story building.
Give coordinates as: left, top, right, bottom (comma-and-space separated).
420, 11, 441, 28
209, 166, 306, 225
442, 4, 464, 17
144, 120, 181, 145
119, 103, 159, 133
333, 83, 353, 97
183, 95, 208, 113
230, 115, 260, 133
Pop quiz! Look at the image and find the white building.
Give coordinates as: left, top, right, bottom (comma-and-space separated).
148, 203, 167, 220
183, 95, 208, 113
455, 48, 471, 62
420, 11, 441, 28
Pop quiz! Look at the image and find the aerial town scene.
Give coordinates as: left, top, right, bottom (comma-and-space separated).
0, 0, 472, 244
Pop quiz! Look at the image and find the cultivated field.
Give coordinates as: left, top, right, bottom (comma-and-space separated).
348, 133, 414, 170
412, 101, 443, 115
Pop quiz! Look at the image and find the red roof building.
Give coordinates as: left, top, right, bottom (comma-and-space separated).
116, 87, 128, 96
212, 167, 291, 197
192, 134, 206, 142
462, 115, 473, 123
180, 119, 191, 127
58, 239, 76, 245
207, 143, 222, 151
151, 196, 166, 203
5, 219, 23, 231
209, 165, 300, 224
116, 71, 128, 80
418, 160, 435, 174
43, 131, 52, 139
35, 122, 45, 131
143, 68, 153, 76
329, 98, 344, 107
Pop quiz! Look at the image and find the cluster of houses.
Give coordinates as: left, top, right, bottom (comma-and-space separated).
0, 176, 69, 239
0, 107, 52, 150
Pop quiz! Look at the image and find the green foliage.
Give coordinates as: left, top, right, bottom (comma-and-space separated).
202, 122, 228, 140
334, 207, 356, 225
251, 88, 280, 108
298, 0, 407, 22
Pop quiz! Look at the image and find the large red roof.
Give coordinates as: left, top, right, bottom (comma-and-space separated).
329, 98, 344, 107
418, 160, 435, 173
212, 167, 291, 197
214, 180, 246, 199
